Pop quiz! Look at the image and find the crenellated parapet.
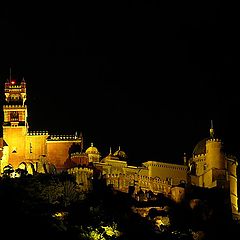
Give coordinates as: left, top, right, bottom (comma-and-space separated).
103, 171, 172, 195
5, 83, 26, 91
68, 166, 93, 175
68, 167, 94, 191
47, 135, 81, 141
28, 131, 49, 136
3, 105, 27, 109
193, 153, 206, 158
71, 152, 82, 156
206, 138, 222, 143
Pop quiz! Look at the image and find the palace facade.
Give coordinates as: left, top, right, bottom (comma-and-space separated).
0, 78, 239, 219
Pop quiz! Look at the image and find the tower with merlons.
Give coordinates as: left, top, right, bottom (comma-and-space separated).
3, 79, 28, 169
1, 78, 82, 172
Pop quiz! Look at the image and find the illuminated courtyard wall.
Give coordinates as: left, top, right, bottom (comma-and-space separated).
3, 126, 27, 169
25, 133, 48, 161
47, 140, 79, 170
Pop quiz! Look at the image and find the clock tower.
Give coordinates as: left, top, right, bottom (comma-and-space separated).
2, 79, 28, 168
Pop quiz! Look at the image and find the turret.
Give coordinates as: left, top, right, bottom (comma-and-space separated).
4, 78, 27, 105
206, 139, 225, 170
205, 121, 225, 170
183, 152, 187, 166
85, 143, 101, 163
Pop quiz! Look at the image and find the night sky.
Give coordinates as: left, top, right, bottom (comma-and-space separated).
0, 2, 239, 165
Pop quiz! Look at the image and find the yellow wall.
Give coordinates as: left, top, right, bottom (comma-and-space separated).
206, 139, 225, 170
47, 140, 80, 170
143, 161, 188, 185
3, 126, 27, 168
25, 135, 48, 161
3, 105, 27, 122
0, 145, 9, 173
227, 159, 238, 213
202, 169, 214, 188
192, 155, 206, 176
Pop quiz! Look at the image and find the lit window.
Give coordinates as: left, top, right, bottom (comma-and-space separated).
30, 143, 32, 153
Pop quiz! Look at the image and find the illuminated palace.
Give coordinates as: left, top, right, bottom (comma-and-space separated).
0, 78, 239, 219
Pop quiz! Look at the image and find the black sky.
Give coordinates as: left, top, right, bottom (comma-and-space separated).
0, 2, 239, 164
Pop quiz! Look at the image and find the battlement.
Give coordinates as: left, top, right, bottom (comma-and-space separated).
207, 138, 221, 143
5, 79, 25, 87
28, 131, 49, 136
68, 167, 94, 174
71, 152, 87, 156
194, 153, 206, 158
5, 84, 25, 89
47, 134, 81, 141
3, 105, 26, 109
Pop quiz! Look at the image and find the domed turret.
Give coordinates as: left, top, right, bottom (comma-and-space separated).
113, 146, 127, 160
85, 143, 100, 163
192, 121, 225, 170
101, 147, 119, 162
86, 142, 99, 154
192, 121, 217, 156
193, 138, 207, 156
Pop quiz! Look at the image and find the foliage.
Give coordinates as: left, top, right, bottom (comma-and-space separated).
2, 164, 14, 176
61, 180, 79, 207
79, 222, 122, 240
40, 179, 64, 204
0, 171, 238, 240
15, 167, 28, 176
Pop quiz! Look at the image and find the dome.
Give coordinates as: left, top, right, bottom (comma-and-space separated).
113, 146, 127, 159
193, 138, 207, 155
86, 143, 99, 154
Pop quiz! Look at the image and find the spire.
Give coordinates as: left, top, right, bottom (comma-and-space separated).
210, 120, 214, 139
183, 152, 187, 165
80, 132, 83, 151
75, 131, 78, 139
9, 67, 16, 84
109, 146, 112, 155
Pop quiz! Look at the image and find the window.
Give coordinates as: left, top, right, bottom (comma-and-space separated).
10, 111, 19, 121
204, 163, 207, 171
30, 143, 32, 153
